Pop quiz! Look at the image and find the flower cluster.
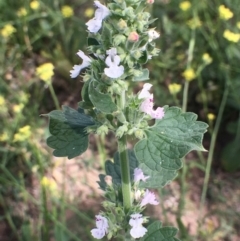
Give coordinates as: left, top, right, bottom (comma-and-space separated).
91, 167, 159, 239
218, 5, 233, 20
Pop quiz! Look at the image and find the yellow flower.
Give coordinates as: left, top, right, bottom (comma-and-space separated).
187, 18, 202, 29
30, 0, 40, 10
84, 8, 94, 18
0, 132, 8, 142
0, 96, 5, 106
41, 177, 58, 196
207, 113, 216, 121
36, 63, 54, 83
17, 7, 28, 17
61, 5, 74, 18
218, 5, 233, 20
182, 68, 196, 81
179, 1, 191, 11
1, 24, 16, 38
168, 83, 182, 95
202, 53, 213, 64
237, 22, 240, 29
13, 104, 24, 113
223, 30, 240, 43
13, 125, 31, 142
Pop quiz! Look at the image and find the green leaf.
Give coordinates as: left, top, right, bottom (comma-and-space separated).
135, 106, 208, 188
79, 80, 94, 109
97, 174, 107, 191
98, 150, 138, 189
133, 69, 149, 81
89, 81, 118, 113
87, 37, 100, 46
44, 106, 94, 159
142, 221, 180, 241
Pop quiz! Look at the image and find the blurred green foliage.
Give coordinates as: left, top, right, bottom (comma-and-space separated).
151, 0, 240, 172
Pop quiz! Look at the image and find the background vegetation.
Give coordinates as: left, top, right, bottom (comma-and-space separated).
0, 0, 239, 240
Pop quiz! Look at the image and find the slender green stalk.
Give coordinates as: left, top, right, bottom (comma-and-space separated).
118, 135, 132, 210
199, 76, 229, 225
48, 82, 61, 110
177, 12, 197, 239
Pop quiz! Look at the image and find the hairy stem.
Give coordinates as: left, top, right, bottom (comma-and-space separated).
118, 135, 132, 210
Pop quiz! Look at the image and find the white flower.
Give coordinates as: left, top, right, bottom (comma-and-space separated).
95, 215, 108, 232
129, 214, 148, 239
86, 18, 103, 33
91, 229, 105, 239
86, 1, 110, 33
94, 1, 110, 20
134, 189, 142, 201
91, 215, 108, 239
104, 48, 124, 79
70, 50, 91, 78
138, 83, 165, 120
140, 189, 159, 207
138, 83, 153, 99
148, 29, 160, 42
134, 168, 149, 182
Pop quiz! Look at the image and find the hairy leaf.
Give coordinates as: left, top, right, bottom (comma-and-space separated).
89, 81, 118, 113
98, 150, 138, 190
133, 69, 149, 81
135, 106, 208, 188
44, 106, 94, 159
142, 221, 180, 241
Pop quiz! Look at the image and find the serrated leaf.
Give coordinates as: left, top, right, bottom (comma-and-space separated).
138, 163, 177, 189
135, 106, 208, 188
133, 69, 149, 81
89, 81, 118, 113
44, 107, 94, 159
143, 221, 180, 241
63, 106, 95, 127
97, 174, 107, 191
98, 150, 138, 189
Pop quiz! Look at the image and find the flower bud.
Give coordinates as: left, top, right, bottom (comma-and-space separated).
134, 129, 145, 139
111, 83, 122, 95
113, 34, 126, 46
116, 124, 128, 138
117, 19, 127, 31
147, 0, 154, 3
128, 31, 139, 42
132, 50, 142, 60
96, 125, 109, 136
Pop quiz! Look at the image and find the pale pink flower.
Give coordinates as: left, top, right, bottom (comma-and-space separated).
128, 31, 139, 42
138, 83, 164, 119
134, 168, 149, 182
147, 0, 154, 3
140, 189, 159, 207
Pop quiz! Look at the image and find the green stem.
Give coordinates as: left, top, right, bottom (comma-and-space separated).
199, 74, 230, 226
48, 82, 61, 110
118, 135, 132, 210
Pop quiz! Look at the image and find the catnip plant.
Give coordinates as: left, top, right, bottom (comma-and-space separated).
44, 0, 208, 240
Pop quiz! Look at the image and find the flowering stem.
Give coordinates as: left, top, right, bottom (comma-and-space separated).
48, 82, 61, 110
118, 135, 132, 210
199, 72, 229, 226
